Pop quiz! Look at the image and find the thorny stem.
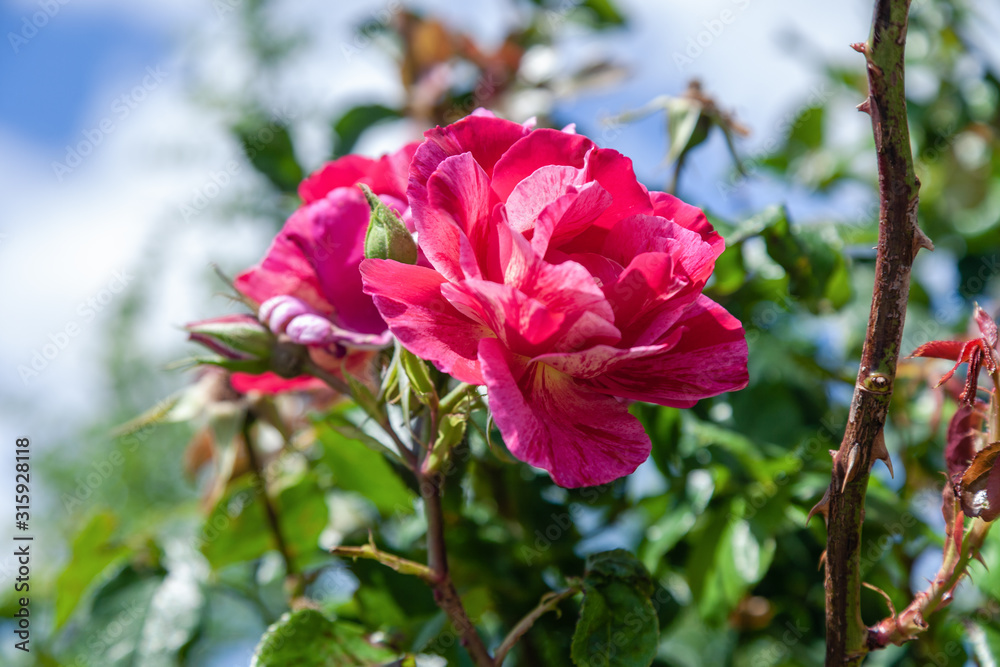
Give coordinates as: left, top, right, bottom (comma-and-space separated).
823, 0, 930, 664
868, 368, 1000, 648
420, 471, 496, 667
867, 518, 993, 648
241, 412, 303, 596
493, 584, 582, 665
331, 534, 434, 581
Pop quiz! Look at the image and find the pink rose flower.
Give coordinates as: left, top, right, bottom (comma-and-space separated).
200, 143, 419, 394
361, 110, 748, 487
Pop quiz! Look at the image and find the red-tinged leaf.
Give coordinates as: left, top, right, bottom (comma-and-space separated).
936, 357, 966, 388
962, 346, 985, 405
920, 339, 984, 390
946, 404, 985, 479
974, 305, 998, 348
958, 442, 1000, 522
910, 339, 971, 361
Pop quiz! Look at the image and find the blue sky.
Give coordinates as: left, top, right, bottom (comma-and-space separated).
0, 2, 168, 152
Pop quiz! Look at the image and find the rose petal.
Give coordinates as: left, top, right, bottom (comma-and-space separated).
490, 128, 594, 201
587, 295, 749, 407
602, 252, 698, 340
478, 337, 650, 488
299, 154, 374, 204
603, 214, 720, 287
441, 279, 566, 351
564, 148, 654, 250
235, 225, 329, 313
299, 143, 418, 204
502, 225, 615, 325
415, 152, 495, 281
649, 190, 724, 255
504, 164, 587, 235
230, 372, 327, 394
360, 259, 490, 384
288, 188, 386, 334
531, 334, 682, 380
410, 113, 530, 203
531, 181, 613, 257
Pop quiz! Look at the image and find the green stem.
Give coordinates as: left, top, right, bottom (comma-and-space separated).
493, 585, 581, 665
331, 537, 434, 581
439, 382, 475, 415
301, 359, 351, 395
242, 412, 303, 596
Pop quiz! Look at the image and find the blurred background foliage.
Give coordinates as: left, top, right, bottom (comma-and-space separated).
7, 0, 1000, 665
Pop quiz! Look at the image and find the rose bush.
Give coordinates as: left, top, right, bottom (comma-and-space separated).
362, 110, 748, 487
190, 143, 418, 393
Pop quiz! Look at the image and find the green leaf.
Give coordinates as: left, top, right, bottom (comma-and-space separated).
644, 405, 682, 480
252, 609, 401, 667
399, 347, 437, 406
68, 564, 203, 667
760, 105, 824, 172
200, 473, 328, 571
972, 622, 1000, 664
686, 510, 775, 623
571, 549, 658, 667
54, 511, 133, 630
665, 97, 707, 167
579, 0, 626, 27
710, 242, 747, 297
186, 318, 273, 359
187, 356, 271, 375
756, 205, 853, 312
234, 117, 304, 194
332, 105, 402, 158
316, 423, 416, 516
788, 105, 824, 150
641, 509, 696, 573
424, 412, 467, 474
